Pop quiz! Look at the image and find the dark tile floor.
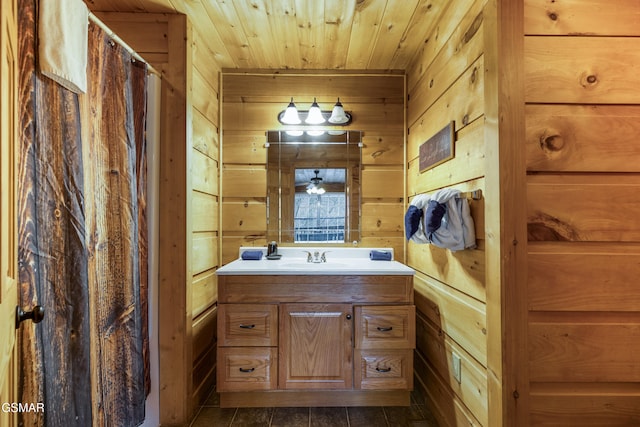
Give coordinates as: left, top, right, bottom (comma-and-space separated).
189, 382, 439, 427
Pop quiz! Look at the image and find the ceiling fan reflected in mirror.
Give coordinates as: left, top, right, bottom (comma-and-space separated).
306, 170, 326, 195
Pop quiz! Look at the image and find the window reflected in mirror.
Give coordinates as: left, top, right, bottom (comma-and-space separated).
294, 168, 346, 243
266, 130, 362, 244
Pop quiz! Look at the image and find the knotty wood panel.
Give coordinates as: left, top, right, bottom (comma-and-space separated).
408, 55, 485, 149
192, 149, 218, 195
192, 191, 218, 233
223, 74, 404, 102
416, 312, 488, 426
192, 108, 219, 160
193, 233, 218, 275
530, 383, 640, 426
413, 274, 487, 367
193, 67, 218, 124
524, 0, 640, 37
528, 242, 640, 312
525, 36, 640, 104
361, 132, 404, 166
407, 0, 477, 91
91, 16, 168, 56
221, 198, 266, 232
527, 175, 640, 242
361, 166, 403, 200
192, 27, 220, 97
408, 241, 485, 303
414, 351, 481, 427
526, 104, 640, 173
191, 307, 217, 408
222, 165, 266, 198
529, 313, 640, 382
407, 1, 485, 127
222, 130, 267, 165
192, 270, 217, 320
361, 202, 404, 234
192, 306, 217, 361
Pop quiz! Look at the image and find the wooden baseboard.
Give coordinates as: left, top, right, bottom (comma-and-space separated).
220, 390, 411, 408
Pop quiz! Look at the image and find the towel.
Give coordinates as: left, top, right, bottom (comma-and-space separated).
406, 188, 476, 251
370, 250, 392, 261
241, 250, 263, 260
39, 0, 89, 94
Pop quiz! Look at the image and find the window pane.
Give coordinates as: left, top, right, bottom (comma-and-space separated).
294, 193, 346, 243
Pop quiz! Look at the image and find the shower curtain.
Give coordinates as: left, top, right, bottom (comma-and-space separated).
18, 0, 149, 425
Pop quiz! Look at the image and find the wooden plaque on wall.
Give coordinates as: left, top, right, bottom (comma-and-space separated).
419, 121, 454, 173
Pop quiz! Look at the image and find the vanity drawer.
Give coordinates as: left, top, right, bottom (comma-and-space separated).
218, 304, 278, 347
355, 305, 416, 349
354, 349, 414, 390
217, 347, 278, 392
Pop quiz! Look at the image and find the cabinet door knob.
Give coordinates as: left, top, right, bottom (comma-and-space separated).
346, 314, 352, 320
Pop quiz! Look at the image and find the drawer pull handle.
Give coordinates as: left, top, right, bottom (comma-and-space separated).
239, 324, 256, 329
377, 326, 393, 332
239, 367, 255, 373
376, 366, 392, 373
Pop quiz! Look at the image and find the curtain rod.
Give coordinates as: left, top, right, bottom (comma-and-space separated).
88, 12, 160, 77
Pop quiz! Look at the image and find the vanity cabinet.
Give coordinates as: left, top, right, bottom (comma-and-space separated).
216, 274, 415, 407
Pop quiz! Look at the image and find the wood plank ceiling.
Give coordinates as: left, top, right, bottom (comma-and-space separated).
85, 0, 444, 70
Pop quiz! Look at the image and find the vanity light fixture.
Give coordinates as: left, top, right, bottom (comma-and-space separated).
278, 98, 352, 126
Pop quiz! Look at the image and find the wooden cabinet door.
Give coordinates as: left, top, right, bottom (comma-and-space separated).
279, 303, 352, 390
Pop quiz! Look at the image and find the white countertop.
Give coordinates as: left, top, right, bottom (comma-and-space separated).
216, 247, 415, 276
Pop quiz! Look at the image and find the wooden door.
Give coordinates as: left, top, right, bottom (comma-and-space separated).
0, 0, 18, 425
279, 303, 353, 390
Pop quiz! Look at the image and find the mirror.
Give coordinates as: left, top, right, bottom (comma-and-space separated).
266, 130, 362, 244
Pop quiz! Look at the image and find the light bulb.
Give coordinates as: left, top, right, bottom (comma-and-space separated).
305, 98, 326, 124
281, 97, 301, 124
328, 98, 349, 124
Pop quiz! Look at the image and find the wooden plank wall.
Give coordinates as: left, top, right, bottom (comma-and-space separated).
94, 12, 222, 424
190, 24, 221, 409
220, 72, 405, 264
524, 0, 640, 425
405, 0, 490, 425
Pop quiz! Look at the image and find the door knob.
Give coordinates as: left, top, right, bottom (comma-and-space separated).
15, 305, 45, 329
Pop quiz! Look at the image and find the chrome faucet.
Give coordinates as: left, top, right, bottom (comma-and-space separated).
303, 250, 327, 263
